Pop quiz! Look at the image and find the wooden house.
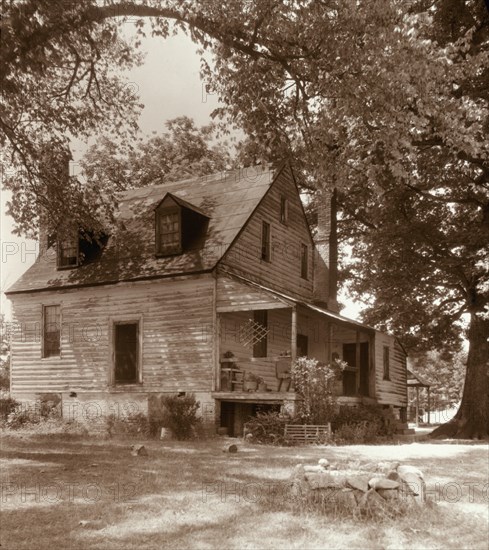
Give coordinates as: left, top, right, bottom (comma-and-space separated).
6, 163, 408, 435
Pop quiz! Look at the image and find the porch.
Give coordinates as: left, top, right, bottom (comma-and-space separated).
214, 298, 377, 402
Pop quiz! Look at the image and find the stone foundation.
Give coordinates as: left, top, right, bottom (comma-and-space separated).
10, 391, 218, 435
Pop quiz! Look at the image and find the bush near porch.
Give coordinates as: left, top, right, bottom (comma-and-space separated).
244, 357, 395, 445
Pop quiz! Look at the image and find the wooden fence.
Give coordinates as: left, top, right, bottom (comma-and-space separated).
284, 424, 331, 443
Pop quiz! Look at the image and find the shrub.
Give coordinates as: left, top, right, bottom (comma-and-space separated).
244, 411, 291, 445
5, 406, 40, 429
160, 393, 201, 440
0, 358, 10, 391
331, 404, 395, 443
291, 357, 337, 425
0, 395, 19, 422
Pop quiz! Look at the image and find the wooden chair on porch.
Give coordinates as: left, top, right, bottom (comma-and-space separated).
276, 358, 292, 391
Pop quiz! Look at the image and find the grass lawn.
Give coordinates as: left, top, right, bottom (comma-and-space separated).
0, 433, 488, 549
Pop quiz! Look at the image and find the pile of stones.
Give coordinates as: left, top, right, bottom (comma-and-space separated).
290, 458, 425, 515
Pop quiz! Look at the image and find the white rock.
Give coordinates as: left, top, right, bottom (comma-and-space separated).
368, 477, 400, 490
397, 464, 424, 479
304, 465, 323, 473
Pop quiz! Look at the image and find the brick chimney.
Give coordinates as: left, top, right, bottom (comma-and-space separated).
37, 148, 72, 257
313, 188, 339, 312
38, 208, 50, 257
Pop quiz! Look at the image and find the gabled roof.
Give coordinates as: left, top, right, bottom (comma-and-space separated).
407, 368, 431, 388
155, 192, 209, 218
6, 164, 278, 294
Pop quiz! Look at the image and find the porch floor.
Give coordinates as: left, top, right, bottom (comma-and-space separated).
211, 391, 298, 404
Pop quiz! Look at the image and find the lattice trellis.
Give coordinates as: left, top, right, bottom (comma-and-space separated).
238, 319, 269, 349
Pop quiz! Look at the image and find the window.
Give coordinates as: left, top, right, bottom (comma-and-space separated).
114, 322, 139, 384
43, 305, 60, 357
261, 221, 271, 262
156, 207, 181, 256
383, 345, 390, 380
253, 310, 268, 358
300, 243, 308, 279
280, 195, 288, 224
57, 227, 79, 268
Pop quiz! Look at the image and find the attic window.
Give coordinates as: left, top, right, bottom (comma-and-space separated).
280, 195, 288, 224
156, 207, 182, 256
300, 243, 308, 279
57, 227, 79, 268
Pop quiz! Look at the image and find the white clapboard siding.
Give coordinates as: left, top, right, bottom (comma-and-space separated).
374, 332, 408, 406
9, 274, 215, 394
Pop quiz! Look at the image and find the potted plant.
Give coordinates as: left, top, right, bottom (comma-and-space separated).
243, 372, 260, 392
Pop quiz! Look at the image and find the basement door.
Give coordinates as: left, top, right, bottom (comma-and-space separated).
114, 322, 139, 384
342, 342, 370, 397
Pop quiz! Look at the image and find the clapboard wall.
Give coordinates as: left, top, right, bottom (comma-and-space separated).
9, 274, 215, 395
220, 165, 316, 301
374, 332, 408, 407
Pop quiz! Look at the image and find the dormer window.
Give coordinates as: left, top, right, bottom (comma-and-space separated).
156, 207, 182, 256
56, 227, 107, 270
57, 227, 79, 268
155, 193, 209, 257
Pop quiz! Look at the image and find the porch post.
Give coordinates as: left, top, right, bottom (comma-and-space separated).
291, 306, 297, 362
369, 332, 376, 398
215, 314, 221, 391
325, 322, 331, 363
427, 387, 431, 425
355, 331, 361, 394
415, 386, 420, 427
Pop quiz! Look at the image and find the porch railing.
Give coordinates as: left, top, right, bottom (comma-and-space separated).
219, 356, 292, 393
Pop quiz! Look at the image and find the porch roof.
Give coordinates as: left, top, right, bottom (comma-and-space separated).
407, 368, 431, 388
220, 270, 375, 334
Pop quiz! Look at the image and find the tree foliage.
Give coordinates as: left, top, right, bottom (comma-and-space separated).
80, 116, 233, 190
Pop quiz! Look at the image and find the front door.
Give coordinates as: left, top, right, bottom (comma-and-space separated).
342, 342, 370, 397
114, 322, 139, 384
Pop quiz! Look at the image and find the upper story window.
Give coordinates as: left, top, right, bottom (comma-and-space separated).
300, 243, 308, 279
57, 227, 79, 268
43, 305, 60, 358
156, 207, 182, 256
154, 193, 209, 257
280, 195, 288, 224
56, 228, 107, 270
383, 345, 390, 380
261, 221, 271, 262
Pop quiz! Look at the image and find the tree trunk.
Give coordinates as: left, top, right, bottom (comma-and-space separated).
430, 309, 489, 439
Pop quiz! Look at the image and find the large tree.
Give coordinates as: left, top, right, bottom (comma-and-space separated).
81, 116, 233, 189
1, 0, 488, 437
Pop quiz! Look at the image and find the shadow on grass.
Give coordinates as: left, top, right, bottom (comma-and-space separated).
1, 434, 488, 549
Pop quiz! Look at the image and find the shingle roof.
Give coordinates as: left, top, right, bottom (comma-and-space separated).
6, 165, 277, 294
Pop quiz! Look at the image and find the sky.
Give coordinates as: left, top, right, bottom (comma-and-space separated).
0, 25, 361, 321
